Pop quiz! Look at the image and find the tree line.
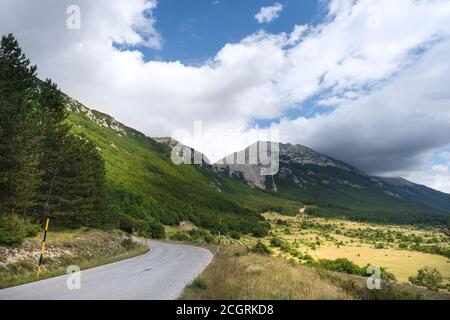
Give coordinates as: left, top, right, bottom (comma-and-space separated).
0, 34, 109, 242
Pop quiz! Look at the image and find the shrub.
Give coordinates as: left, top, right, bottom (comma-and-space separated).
203, 233, 215, 244
318, 258, 365, 276
270, 236, 283, 247
169, 231, 191, 242
409, 267, 443, 291
279, 241, 292, 253
0, 214, 38, 245
149, 223, 166, 239
252, 241, 271, 255
230, 231, 241, 240
252, 222, 269, 238
302, 254, 315, 264
120, 238, 136, 250
398, 242, 409, 249
188, 276, 208, 290
188, 228, 215, 244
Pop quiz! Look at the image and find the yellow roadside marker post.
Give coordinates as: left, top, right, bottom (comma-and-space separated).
36, 218, 50, 279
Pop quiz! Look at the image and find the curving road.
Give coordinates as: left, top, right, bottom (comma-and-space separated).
0, 241, 213, 300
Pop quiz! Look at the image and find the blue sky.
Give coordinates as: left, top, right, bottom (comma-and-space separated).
138, 0, 330, 126
143, 0, 322, 64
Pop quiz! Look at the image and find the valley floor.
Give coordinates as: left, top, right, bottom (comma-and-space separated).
245, 212, 450, 283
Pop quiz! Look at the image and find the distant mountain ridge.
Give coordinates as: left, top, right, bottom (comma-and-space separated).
213, 141, 450, 221
66, 97, 450, 226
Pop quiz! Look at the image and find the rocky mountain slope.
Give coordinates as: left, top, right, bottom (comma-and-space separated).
66, 99, 301, 236
66, 97, 449, 226
214, 142, 450, 223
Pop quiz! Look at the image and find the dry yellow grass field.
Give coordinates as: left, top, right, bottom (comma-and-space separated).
181, 245, 450, 300
239, 212, 450, 283
180, 245, 352, 300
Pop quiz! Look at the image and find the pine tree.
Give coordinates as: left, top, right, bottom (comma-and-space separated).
1, 34, 109, 227
0, 34, 41, 214
43, 133, 108, 226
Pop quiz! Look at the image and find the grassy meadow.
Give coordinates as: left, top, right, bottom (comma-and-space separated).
178, 210, 450, 300
237, 211, 450, 283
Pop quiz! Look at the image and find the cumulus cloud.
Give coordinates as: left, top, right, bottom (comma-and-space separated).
398, 151, 450, 193
255, 2, 284, 24
273, 38, 450, 174
1, 0, 450, 191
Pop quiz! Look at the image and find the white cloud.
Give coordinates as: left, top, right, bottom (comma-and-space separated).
1, 0, 450, 192
255, 2, 284, 24
399, 153, 450, 193
286, 24, 308, 46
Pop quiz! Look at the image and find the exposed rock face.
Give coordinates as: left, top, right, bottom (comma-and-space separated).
153, 137, 211, 165
211, 141, 450, 214
153, 137, 180, 148
213, 142, 364, 191
280, 143, 357, 172
214, 141, 280, 190
66, 97, 127, 136
216, 163, 266, 189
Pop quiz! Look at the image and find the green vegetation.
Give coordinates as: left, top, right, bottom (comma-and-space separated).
169, 228, 215, 244
273, 162, 450, 225
181, 245, 450, 300
317, 258, 366, 276
187, 276, 208, 291
409, 267, 444, 291
253, 241, 272, 255
0, 34, 108, 230
0, 228, 149, 289
0, 34, 300, 239
0, 214, 40, 245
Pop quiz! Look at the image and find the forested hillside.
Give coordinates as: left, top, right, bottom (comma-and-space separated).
1, 34, 449, 248
66, 100, 302, 238
0, 34, 110, 245
0, 34, 300, 243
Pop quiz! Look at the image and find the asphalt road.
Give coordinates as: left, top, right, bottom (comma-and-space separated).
0, 241, 213, 300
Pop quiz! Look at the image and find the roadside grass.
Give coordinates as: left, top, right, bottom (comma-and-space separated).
0, 228, 149, 289
180, 245, 450, 300
187, 276, 208, 291
180, 245, 352, 300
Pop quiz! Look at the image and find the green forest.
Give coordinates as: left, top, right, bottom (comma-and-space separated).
0, 34, 297, 244
0, 34, 112, 244
1, 34, 448, 247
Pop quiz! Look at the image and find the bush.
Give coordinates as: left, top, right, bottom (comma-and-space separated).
302, 254, 315, 264
270, 236, 283, 247
252, 222, 270, 238
0, 214, 39, 245
252, 241, 271, 255
169, 231, 191, 242
188, 276, 208, 290
318, 258, 365, 276
120, 237, 136, 250
230, 231, 241, 240
187, 228, 215, 244
279, 241, 292, 253
409, 267, 443, 291
149, 223, 166, 239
